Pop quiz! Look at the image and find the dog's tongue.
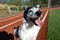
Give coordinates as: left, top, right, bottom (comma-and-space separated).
35, 19, 43, 27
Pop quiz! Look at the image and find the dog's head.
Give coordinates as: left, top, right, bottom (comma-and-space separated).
23, 5, 41, 25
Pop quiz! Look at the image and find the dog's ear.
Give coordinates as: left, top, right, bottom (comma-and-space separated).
23, 6, 28, 10
36, 5, 40, 8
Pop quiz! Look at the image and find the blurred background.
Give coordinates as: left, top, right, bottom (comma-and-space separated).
0, 0, 60, 11
0, 0, 60, 18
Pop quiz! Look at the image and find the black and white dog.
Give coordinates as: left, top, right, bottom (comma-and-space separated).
14, 5, 42, 40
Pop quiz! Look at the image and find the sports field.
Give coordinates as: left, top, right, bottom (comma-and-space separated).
47, 9, 60, 40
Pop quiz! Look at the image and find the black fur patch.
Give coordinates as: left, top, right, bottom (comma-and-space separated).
35, 10, 41, 17
15, 27, 19, 38
23, 7, 32, 22
0, 31, 14, 40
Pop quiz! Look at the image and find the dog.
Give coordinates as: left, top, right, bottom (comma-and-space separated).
14, 5, 42, 40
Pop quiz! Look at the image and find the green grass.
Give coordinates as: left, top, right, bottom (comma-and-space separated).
47, 9, 60, 40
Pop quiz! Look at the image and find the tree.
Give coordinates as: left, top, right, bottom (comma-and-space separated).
24, 0, 32, 7
8, 0, 23, 6
48, 0, 60, 8
31, 0, 48, 7
48, 0, 52, 8
51, 0, 60, 5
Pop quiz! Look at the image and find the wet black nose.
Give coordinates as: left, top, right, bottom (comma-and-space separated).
35, 11, 41, 17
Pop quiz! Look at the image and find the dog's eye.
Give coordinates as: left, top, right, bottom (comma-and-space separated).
29, 12, 33, 15
28, 10, 32, 12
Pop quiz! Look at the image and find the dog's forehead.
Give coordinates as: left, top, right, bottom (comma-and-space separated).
28, 7, 39, 13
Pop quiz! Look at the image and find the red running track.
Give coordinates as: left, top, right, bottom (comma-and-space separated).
0, 8, 49, 40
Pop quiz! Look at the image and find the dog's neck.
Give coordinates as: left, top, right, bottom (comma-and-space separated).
23, 19, 35, 29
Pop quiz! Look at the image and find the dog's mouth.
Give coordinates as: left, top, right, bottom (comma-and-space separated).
28, 18, 38, 26
29, 18, 38, 21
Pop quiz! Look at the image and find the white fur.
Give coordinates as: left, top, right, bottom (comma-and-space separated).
18, 19, 41, 40
29, 7, 39, 14
27, 7, 40, 19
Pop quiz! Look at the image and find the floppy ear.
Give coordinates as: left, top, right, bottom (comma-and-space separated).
23, 6, 28, 10
36, 5, 40, 8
